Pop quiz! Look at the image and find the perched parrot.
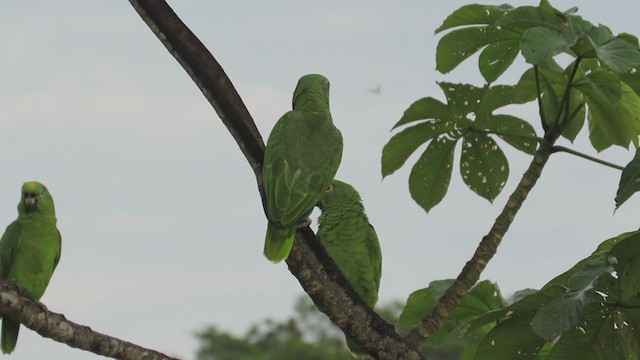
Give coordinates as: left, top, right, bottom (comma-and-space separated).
262, 74, 343, 262
0, 181, 61, 354
317, 179, 382, 356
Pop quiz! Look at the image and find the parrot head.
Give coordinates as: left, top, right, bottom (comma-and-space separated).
292, 74, 330, 111
318, 180, 363, 211
18, 181, 55, 215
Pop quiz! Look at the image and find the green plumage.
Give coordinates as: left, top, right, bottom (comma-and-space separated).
263, 74, 343, 262
317, 180, 382, 357
0, 181, 61, 354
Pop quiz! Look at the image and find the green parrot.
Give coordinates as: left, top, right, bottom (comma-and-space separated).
0, 181, 61, 354
262, 74, 343, 263
317, 179, 382, 356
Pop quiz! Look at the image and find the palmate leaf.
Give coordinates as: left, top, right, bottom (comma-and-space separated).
594, 37, 640, 74
585, 83, 640, 151
615, 147, 640, 209
408, 137, 456, 213
481, 115, 538, 155
383, 82, 535, 212
460, 133, 509, 202
397, 280, 504, 339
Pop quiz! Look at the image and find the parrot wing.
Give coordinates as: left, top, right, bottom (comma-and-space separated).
264, 110, 342, 226
366, 224, 382, 292
0, 222, 21, 278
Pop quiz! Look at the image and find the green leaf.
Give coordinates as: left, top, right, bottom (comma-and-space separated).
560, 92, 586, 142
474, 312, 546, 360
622, 71, 640, 96
566, 256, 615, 290
574, 68, 622, 104
479, 40, 520, 83
435, 4, 513, 33
546, 302, 640, 360
585, 83, 640, 151
595, 37, 640, 74
381, 120, 457, 177
609, 233, 640, 301
396, 279, 454, 335
481, 114, 538, 155
409, 137, 457, 213
616, 147, 640, 209
571, 25, 613, 58
397, 289, 437, 335
530, 287, 592, 341
436, 26, 514, 74
460, 133, 509, 202
496, 5, 566, 30
393, 97, 452, 128
514, 60, 565, 103
521, 26, 576, 65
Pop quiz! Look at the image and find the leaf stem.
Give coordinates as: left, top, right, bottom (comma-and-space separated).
534, 65, 548, 132
551, 145, 624, 170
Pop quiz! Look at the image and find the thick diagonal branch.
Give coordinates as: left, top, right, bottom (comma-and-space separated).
128, 0, 422, 358
406, 141, 554, 345
0, 279, 177, 360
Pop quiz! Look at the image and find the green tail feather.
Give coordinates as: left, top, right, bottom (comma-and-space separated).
1, 317, 20, 354
264, 223, 295, 263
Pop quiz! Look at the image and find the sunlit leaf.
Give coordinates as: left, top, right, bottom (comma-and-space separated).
460, 133, 509, 202
409, 137, 457, 212
574, 68, 622, 104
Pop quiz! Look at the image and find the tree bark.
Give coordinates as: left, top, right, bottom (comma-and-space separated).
128, 0, 423, 358
0, 279, 178, 360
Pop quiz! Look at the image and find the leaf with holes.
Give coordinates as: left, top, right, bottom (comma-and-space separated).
382, 119, 457, 178
481, 114, 538, 155
409, 137, 456, 213
460, 133, 509, 202
479, 39, 520, 83
531, 287, 593, 340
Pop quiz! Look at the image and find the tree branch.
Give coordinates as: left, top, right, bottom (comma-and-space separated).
0, 279, 178, 360
127, 0, 422, 358
405, 141, 555, 345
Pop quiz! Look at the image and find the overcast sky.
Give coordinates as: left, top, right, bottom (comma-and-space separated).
0, 1, 639, 359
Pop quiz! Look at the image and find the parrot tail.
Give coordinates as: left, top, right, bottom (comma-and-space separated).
1, 317, 20, 354
264, 223, 296, 263
346, 336, 368, 358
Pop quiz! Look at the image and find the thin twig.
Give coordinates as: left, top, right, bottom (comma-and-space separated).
552, 145, 624, 170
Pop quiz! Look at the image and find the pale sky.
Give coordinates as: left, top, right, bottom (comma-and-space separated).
0, 1, 639, 359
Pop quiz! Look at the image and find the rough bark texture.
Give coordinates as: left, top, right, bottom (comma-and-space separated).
0, 280, 178, 360
405, 141, 554, 345
128, 0, 423, 358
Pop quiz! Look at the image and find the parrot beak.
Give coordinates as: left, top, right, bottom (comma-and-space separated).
23, 193, 38, 212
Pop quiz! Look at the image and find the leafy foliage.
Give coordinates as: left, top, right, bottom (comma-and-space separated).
383, 0, 640, 213
381, 83, 534, 212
